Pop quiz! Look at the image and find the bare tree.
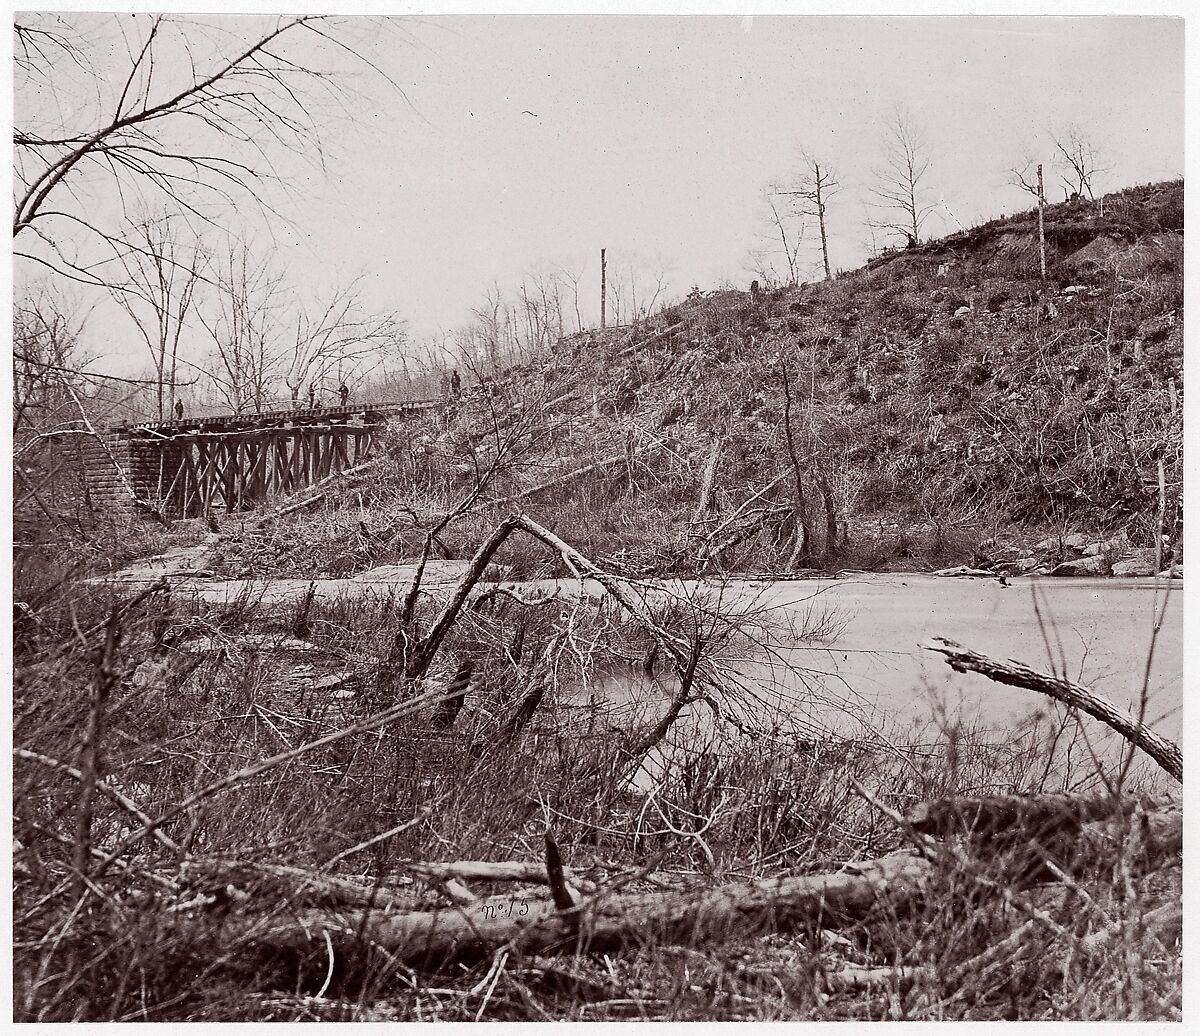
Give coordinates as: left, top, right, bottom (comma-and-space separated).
868, 109, 935, 247
626, 259, 670, 324
197, 243, 283, 415
608, 268, 625, 326
468, 283, 509, 373
749, 187, 806, 287
13, 13, 390, 287
282, 280, 406, 403
777, 152, 841, 281
520, 269, 564, 353
558, 259, 587, 333
1050, 124, 1104, 202
107, 213, 203, 420
1010, 157, 1048, 281
14, 290, 87, 439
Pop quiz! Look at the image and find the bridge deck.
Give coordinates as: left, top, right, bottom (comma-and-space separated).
114, 398, 442, 437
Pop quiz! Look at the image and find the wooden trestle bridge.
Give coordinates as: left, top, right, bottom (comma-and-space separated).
85, 399, 442, 518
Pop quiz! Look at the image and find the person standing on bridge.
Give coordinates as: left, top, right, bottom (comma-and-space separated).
174, 399, 184, 421
308, 383, 317, 408
338, 381, 349, 406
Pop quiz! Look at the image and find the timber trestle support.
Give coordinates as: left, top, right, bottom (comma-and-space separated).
83, 400, 441, 519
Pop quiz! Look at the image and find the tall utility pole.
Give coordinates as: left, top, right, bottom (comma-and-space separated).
1037, 163, 1047, 282
600, 248, 607, 330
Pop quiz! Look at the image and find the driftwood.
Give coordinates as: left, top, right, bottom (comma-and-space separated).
923, 637, 1182, 783
931, 566, 995, 578
823, 965, 926, 994
227, 852, 934, 969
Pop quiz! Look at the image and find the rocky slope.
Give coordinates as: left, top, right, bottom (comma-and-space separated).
220, 181, 1183, 580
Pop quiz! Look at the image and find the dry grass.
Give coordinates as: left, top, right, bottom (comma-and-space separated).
12, 543, 1180, 1022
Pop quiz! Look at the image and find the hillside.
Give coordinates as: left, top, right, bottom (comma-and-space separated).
213, 181, 1183, 582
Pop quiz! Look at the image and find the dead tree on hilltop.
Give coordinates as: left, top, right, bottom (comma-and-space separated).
1049, 124, 1105, 203
777, 151, 842, 281
750, 186, 806, 287
1011, 159, 1049, 282
868, 108, 936, 248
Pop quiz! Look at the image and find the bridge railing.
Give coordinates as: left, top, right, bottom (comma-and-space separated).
113, 398, 442, 434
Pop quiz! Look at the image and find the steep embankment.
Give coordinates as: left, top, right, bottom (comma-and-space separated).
223, 181, 1183, 580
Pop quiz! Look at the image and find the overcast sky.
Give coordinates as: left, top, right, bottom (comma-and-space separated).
13, 13, 1186, 375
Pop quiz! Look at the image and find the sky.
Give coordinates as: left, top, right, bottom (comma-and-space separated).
11, 12, 1187, 377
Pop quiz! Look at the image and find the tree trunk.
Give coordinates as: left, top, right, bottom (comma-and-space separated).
817, 182, 832, 280
1036, 163, 1047, 282
694, 434, 724, 519
226, 852, 935, 970
779, 367, 811, 569
923, 637, 1182, 782
600, 248, 606, 330
815, 465, 838, 562
431, 659, 473, 729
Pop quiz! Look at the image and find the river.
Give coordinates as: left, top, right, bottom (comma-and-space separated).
139, 567, 1181, 762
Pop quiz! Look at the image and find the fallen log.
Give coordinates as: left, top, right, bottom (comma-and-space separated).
615, 320, 685, 359
268, 491, 328, 520
1079, 900, 1182, 956
931, 566, 995, 578
906, 791, 1177, 840
226, 851, 934, 969
181, 858, 419, 912
906, 792, 1181, 878
162, 784, 1181, 982
404, 859, 594, 895
823, 964, 927, 994
922, 637, 1182, 783
489, 451, 640, 507
256, 458, 382, 526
